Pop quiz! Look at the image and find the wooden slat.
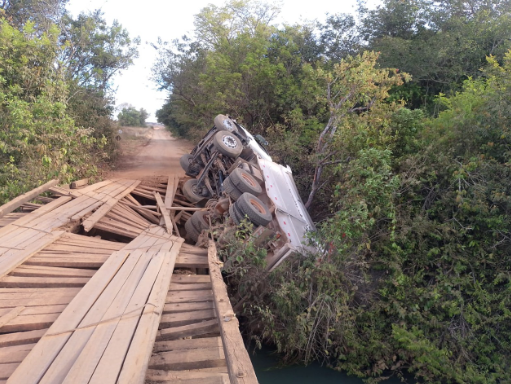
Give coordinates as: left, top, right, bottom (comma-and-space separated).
164, 175, 178, 210
148, 346, 226, 370
163, 301, 215, 314
0, 231, 65, 279
166, 290, 213, 304
153, 337, 222, 353
10, 265, 95, 278
116, 238, 183, 384
0, 328, 47, 348
0, 313, 59, 333
0, 180, 58, 218
175, 255, 209, 268
146, 367, 229, 382
169, 282, 212, 291
159, 309, 216, 328
70, 179, 88, 189
208, 240, 258, 384
82, 180, 141, 232
0, 276, 89, 288
155, 192, 173, 235
156, 319, 219, 341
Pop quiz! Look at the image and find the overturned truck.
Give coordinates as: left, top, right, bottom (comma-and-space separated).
179, 115, 315, 270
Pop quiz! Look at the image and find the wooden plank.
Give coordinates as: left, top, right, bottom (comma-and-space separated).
10, 265, 95, 278
166, 290, 213, 304
0, 362, 19, 380
159, 309, 216, 328
148, 346, 226, 370
0, 329, 47, 348
0, 343, 35, 364
0, 276, 89, 288
82, 180, 141, 232
5, 247, 133, 383
163, 301, 215, 314
175, 255, 209, 269
0, 180, 58, 218
0, 231, 65, 279
164, 175, 178, 210
172, 275, 211, 284
70, 179, 88, 189
24, 257, 105, 269
156, 319, 219, 341
115, 238, 183, 384
146, 367, 229, 382
153, 337, 222, 353
0, 307, 24, 328
155, 192, 173, 235
0, 305, 66, 317
55, 249, 162, 383
208, 240, 258, 384
169, 282, 212, 291
38, 249, 149, 383
0, 313, 59, 333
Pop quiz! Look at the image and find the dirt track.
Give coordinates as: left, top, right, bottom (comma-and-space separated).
111, 128, 193, 179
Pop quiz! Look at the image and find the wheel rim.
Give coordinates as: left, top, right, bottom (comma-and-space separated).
241, 173, 256, 187
222, 135, 238, 149
249, 198, 266, 214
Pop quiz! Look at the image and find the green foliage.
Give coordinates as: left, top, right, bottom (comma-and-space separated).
0, 18, 103, 203
117, 105, 148, 127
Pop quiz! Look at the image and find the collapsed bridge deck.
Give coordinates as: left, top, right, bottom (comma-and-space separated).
0, 177, 257, 384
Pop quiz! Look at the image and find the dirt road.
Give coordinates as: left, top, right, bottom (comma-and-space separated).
110, 128, 193, 179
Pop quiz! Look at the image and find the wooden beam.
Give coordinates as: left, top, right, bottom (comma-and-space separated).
70, 179, 88, 189
0, 180, 59, 218
82, 180, 141, 232
208, 240, 259, 384
155, 192, 173, 235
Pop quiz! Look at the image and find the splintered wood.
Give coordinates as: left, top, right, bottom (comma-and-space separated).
0, 176, 259, 383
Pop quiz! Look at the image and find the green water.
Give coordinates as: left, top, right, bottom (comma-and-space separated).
250, 347, 404, 384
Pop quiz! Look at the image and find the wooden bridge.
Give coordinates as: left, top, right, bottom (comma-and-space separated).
0, 177, 258, 383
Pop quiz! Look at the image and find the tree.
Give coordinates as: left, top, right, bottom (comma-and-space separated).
117, 106, 147, 127
305, 51, 409, 208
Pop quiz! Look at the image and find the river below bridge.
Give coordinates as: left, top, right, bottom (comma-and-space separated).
250, 346, 406, 384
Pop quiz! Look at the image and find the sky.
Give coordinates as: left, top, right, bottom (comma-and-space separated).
67, 0, 372, 121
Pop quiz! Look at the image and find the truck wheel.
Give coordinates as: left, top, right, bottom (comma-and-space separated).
182, 179, 209, 203
212, 131, 243, 158
229, 168, 262, 196
241, 163, 264, 184
180, 154, 193, 172
185, 217, 200, 242
223, 177, 242, 200
236, 193, 272, 227
229, 204, 241, 225
191, 211, 210, 232
214, 114, 238, 132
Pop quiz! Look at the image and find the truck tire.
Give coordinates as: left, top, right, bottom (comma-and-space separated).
241, 163, 264, 184
182, 179, 209, 203
229, 204, 240, 225
185, 217, 200, 242
229, 168, 262, 196
236, 193, 272, 227
212, 131, 243, 158
190, 211, 210, 232
223, 177, 242, 200
180, 154, 193, 172
214, 114, 238, 132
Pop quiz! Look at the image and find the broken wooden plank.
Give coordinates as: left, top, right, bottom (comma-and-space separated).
155, 192, 172, 235
156, 319, 219, 341
0, 180, 59, 218
82, 180, 141, 232
70, 179, 88, 189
